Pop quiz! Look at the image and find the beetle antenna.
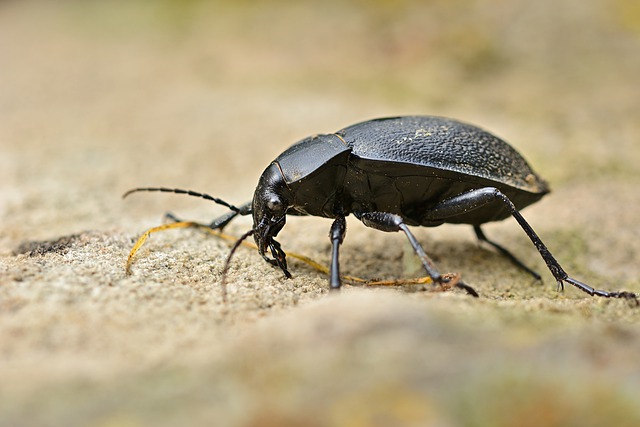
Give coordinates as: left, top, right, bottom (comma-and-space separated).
123, 187, 242, 213
220, 229, 255, 302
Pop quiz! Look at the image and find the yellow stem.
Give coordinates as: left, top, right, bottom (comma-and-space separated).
126, 221, 433, 286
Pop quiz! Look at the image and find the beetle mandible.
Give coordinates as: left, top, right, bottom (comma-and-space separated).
125, 116, 637, 301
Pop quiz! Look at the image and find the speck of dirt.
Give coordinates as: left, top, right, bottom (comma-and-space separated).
13, 234, 81, 257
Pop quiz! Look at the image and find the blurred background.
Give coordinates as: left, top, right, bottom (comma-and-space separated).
2, 0, 639, 241
2, 1, 640, 426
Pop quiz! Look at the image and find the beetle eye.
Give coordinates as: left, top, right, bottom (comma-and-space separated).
266, 197, 283, 212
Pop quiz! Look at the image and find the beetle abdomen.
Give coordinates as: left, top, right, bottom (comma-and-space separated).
343, 159, 546, 226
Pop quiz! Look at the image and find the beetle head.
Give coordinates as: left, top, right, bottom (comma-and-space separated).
252, 162, 293, 260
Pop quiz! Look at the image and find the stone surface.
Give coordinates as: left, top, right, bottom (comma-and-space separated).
2, 1, 640, 426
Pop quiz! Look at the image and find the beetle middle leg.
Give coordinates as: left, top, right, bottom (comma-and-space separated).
355, 211, 478, 297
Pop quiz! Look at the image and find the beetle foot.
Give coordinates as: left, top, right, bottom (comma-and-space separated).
562, 277, 639, 307
264, 239, 292, 279
437, 273, 479, 298
262, 254, 292, 279
438, 273, 461, 290
610, 292, 640, 307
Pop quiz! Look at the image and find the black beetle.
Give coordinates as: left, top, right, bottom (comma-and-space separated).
125, 116, 637, 301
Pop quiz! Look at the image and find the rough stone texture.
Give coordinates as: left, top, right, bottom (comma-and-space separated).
1, 1, 640, 426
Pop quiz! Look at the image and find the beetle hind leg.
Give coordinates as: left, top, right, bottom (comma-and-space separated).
425, 187, 638, 302
474, 225, 541, 281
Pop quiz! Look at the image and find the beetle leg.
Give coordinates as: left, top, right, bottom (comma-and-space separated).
209, 201, 253, 230
425, 187, 638, 303
164, 201, 252, 230
474, 225, 541, 281
356, 211, 478, 296
268, 238, 292, 279
328, 216, 347, 290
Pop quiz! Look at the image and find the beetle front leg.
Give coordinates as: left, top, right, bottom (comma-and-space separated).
209, 201, 252, 230
165, 200, 252, 230
267, 239, 292, 279
328, 216, 347, 290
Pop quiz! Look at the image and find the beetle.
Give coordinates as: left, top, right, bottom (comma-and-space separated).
125, 115, 637, 301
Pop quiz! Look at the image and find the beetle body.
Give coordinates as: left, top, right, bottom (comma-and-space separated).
125, 116, 637, 302
271, 116, 548, 225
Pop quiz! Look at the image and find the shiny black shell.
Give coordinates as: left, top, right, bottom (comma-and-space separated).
273, 116, 549, 226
